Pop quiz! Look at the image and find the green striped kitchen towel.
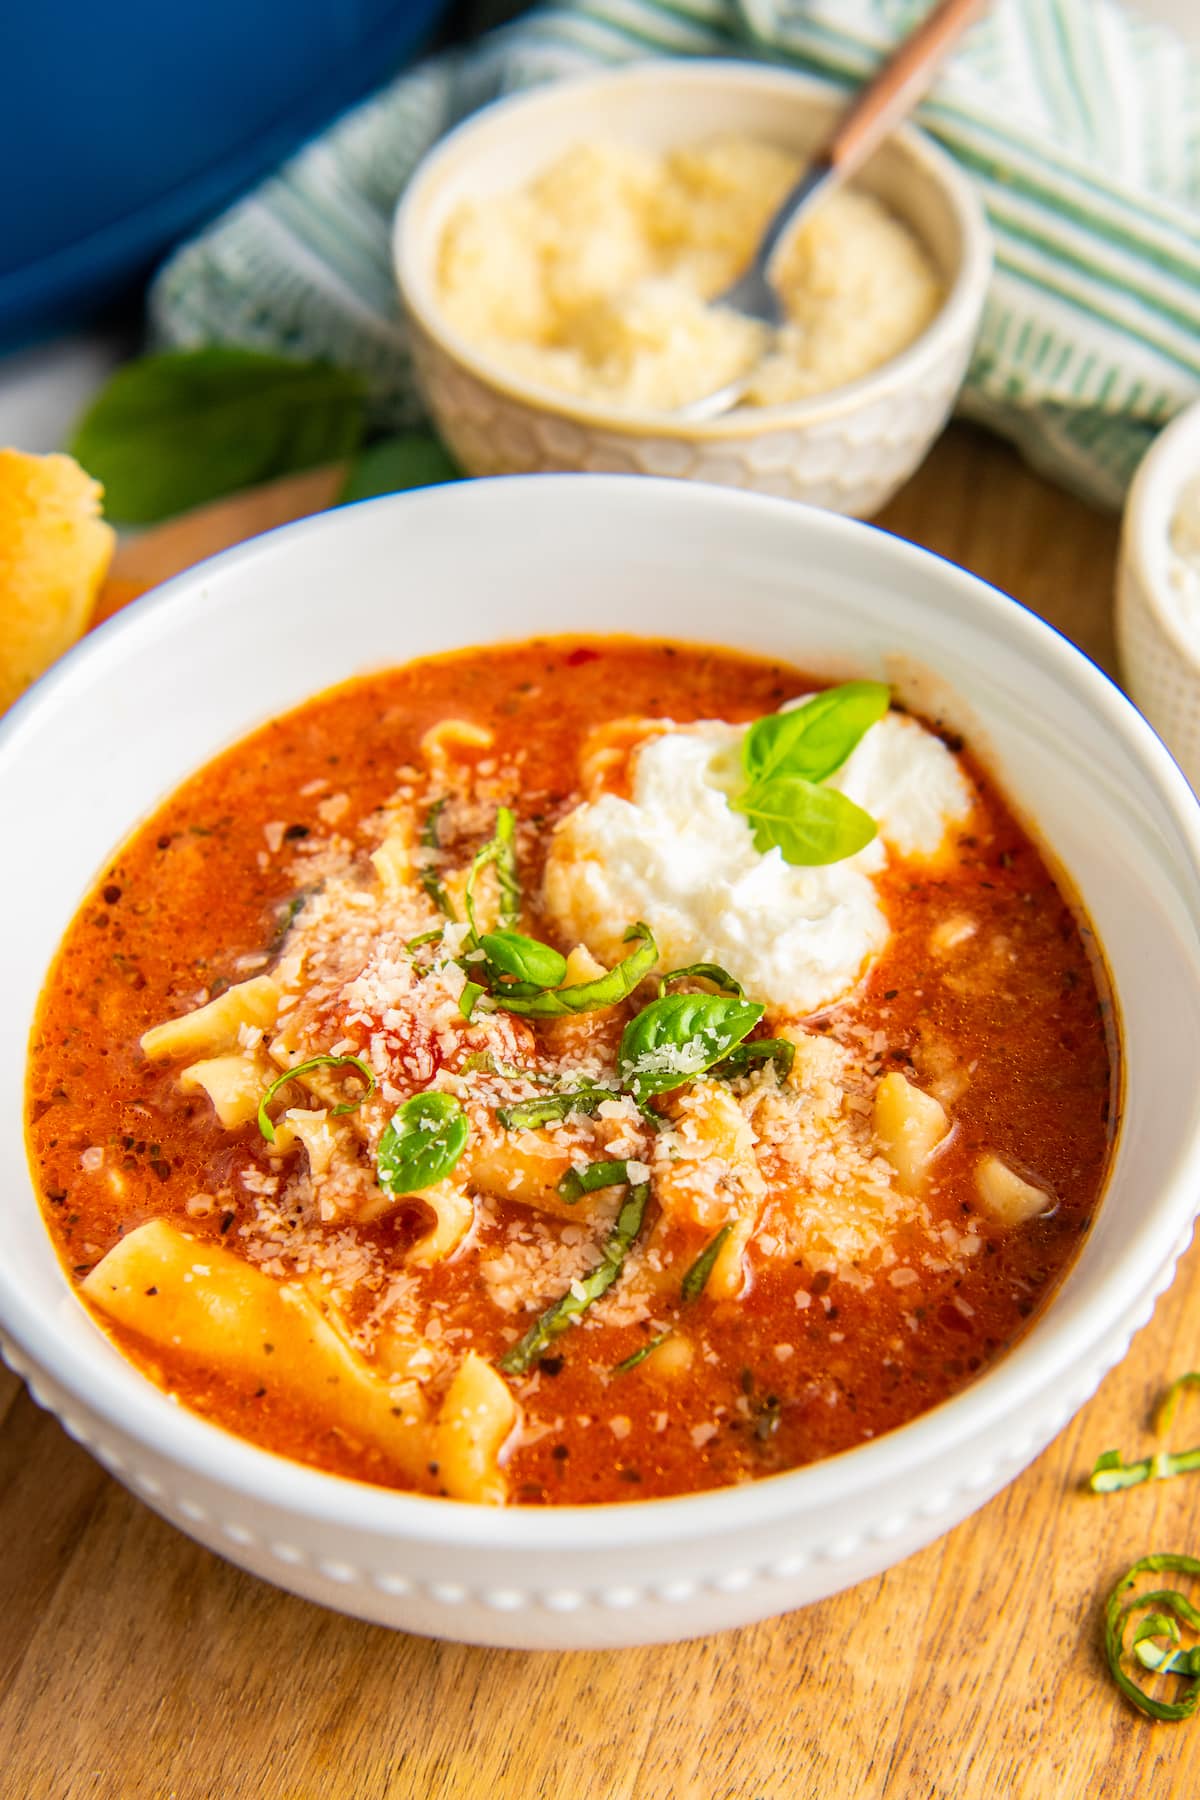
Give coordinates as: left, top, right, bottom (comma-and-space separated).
149, 0, 1200, 510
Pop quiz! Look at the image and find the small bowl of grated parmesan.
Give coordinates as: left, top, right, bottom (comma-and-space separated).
1117, 398, 1200, 789
393, 60, 992, 518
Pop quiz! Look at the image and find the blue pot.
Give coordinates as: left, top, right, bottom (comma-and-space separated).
0, 0, 452, 348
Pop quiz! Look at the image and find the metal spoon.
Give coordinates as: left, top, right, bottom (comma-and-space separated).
677, 0, 987, 422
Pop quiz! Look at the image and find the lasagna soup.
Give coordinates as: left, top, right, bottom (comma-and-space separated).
27, 640, 1116, 1505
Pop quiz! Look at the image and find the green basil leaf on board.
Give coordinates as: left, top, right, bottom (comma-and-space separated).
492, 922, 657, 1017
618, 992, 764, 1101
338, 433, 460, 504
732, 776, 877, 866
1105, 1554, 1200, 1720
71, 349, 367, 525
376, 1092, 469, 1195
498, 1183, 650, 1375
256, 1053, 376, 1145
742, 683, 890, 786
479, 930, 566, 990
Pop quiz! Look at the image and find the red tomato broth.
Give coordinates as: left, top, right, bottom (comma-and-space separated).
26, 638, 1116, 1503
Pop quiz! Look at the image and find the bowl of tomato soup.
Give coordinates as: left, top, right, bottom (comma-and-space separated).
2, 476, 1199, 1649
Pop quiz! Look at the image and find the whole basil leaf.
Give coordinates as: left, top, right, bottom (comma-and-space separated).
338, 432, 460, 504
479, 930, 567, 989
494, 922, 657, 1017
71, 348, 367, 524
733, 777, 877, 866
618, 992, 764, 1100
742, 682, 889, 786
376, 1091, 468, 1195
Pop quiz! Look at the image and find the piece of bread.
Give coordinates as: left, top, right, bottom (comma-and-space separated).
0, 448, 115, 714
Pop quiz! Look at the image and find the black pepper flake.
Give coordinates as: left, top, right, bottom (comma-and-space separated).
619, 1467, 642, 1483
538, 1355, 564, 1377
253, 1387, 267, 1399
220, 1211, 236, 1234
263, 1342, 275, 1355
551, 1443, 569, 1461
283, 823, 310, 840
883, 989, 898, 1000
427, 1461, 440, 1476
144, 1286, 158, 1296
102, 884, 122, 905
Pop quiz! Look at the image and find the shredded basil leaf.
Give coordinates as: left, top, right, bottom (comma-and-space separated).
658, 962, 745, 999
499, 1183, 650, 1375
257, 1053, 375, 1145
492, 922, 657, 1018
1157, 1372, 1200, 1436
406, 928, 443, 952
742, 683, 889, 786
612, 1331, 672, 1375
479, 929, 566, 990
618, 992, 764, 1101
732, 775, 877, 866
267, 890, 310, 956
496, 1089, 618, 1130
1105, 1555, 1200, 1720
465, 806, 520, 938
680, 1223, 733, 1303
459, 980, 488, 1021
557, 1159, 630, 1204
1091, 1370, 1200, 1494
459, 1050, 554, 1085
376, 1091, 469, 1195
712, 1038, 796, 1083
419, 799, 456, 919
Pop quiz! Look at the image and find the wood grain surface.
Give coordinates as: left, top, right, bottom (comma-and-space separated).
5, 425, 1199, 1800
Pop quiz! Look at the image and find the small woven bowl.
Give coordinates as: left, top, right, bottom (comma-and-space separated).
393, 60, 992, 518
1117, 399, 1200, 789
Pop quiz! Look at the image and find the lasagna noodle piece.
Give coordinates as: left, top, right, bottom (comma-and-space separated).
140, 975, 280, 1061
82, 1219, 431, 1481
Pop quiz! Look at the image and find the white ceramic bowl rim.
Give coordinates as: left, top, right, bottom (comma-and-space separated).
393, 59, 993, 443
3, 475, 1200, 1558
1123, 398, 1200, 672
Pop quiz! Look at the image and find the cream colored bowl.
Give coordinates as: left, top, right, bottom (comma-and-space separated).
1117, 398, 1200, 788
393, 61, 992, 516
2, 477, 1200, 1650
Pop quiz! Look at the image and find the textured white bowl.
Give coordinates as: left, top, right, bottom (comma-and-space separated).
393, 61, 992, 517
1116, 398, 1200, 789
3, 477, 1200, 1650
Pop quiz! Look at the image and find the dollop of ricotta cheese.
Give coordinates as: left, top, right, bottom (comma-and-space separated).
543, 711, 975, 1015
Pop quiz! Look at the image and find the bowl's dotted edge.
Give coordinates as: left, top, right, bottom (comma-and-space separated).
1, 1227, 1189, 1616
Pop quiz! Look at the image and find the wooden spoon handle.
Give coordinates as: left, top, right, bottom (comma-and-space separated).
820, 0, 987, 178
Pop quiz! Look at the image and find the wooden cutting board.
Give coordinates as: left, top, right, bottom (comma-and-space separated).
5, 425, 1199, 1800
